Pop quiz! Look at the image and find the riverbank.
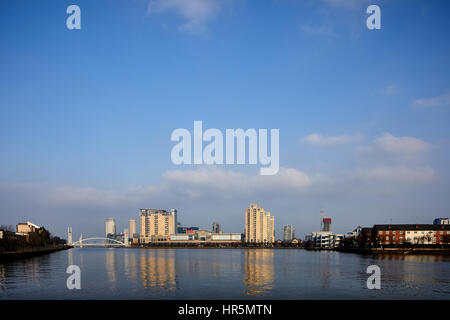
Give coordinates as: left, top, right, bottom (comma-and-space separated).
336, 247, 450, 255
132, 244, 305, 249
0, 245, 72, 262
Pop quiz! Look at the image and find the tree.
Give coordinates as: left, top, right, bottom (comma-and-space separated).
0, 225, 13, 232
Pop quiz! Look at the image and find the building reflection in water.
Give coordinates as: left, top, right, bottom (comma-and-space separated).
243, 249, 275, 295
67, 248, 73, 266
316, 252, 339, 289
0, 264, 5, 291
140, 250, 176, 290
369, 254, 450, 289
105, 249, 116, 286
124, 250, 138, 282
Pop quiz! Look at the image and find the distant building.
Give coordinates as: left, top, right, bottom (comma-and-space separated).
169, 232, 242, 243
170, 234, 194, 241
195, 230, 212, 242
434, 218, 450, 225
322, 217, 332, 232
245, 203, 275, 243
67, 227, 73, 245
177, 226, 199, 234
210, 233, 242, 242
107, 232, 125, 244
123, 229, 129, 246
105, 218, 116, 237
283, 225, 295, 242
129, 219, 137, 237
311, 231, 343, 248
212, 222, 221, 234
139, 209, 177, 243
345, 226, 362, 238
16, 221, 40, 235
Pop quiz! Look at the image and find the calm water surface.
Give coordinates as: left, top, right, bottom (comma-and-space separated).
0, 248, 449, 299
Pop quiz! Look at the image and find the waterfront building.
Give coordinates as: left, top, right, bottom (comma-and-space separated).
170, 234, 195, 241
210, 233, 242, 242
106, 232, 125, 244
283, 225, 295, 242
245, 203, 275, 243
16, 221, 40, 235
433, 218, 450, 225
345, 226, 362, 238
129, 219, 137, 237
311, 231, 344, 248
139, 209, 177, 244
168, 232, 242, 243
194, 230, 212, 242
124, 229, 129, 246
372, 224, 450, 245
67, 227, 73, 245
105, 218, 116, 237
212, 222, 221, 234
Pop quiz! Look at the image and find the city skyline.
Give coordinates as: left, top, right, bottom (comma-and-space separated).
1, 0, 450, 239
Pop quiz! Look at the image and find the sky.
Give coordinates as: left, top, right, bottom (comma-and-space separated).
1, 0, 450, 239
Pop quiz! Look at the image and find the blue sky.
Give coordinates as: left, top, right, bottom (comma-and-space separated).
1, 0, 450, 239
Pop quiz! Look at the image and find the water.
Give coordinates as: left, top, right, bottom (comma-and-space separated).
0, 248, 449, 299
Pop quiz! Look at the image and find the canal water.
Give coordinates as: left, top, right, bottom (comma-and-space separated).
0, 248, 449, 299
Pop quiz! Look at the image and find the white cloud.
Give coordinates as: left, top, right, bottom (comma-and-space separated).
147, 0, 221, 34
413, 92, 450, 109
301, 133, 364, 146
354, 166, 436, 184
164, 166, 311, 193
358, 133, 432, 163
374, 133, 431, 155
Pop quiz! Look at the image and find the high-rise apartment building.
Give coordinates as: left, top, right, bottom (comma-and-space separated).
283, 225, 295, 242
245, 203, 275, 243
105, 218, 116, 237
139, 209, 177, 243
129, 219, 137, 237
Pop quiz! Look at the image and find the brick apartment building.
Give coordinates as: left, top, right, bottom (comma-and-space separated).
367, 224, 450, 246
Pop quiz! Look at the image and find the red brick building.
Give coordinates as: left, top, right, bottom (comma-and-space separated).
372, 224, 450, 246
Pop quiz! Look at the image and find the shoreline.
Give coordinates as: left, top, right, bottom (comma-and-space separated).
76, 245, 450, 255
336, 247, 450, 255
0, 245, 72, 262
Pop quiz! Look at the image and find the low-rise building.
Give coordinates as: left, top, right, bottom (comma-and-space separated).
311, 232, 344, 248
194, 230, 212, 242
16, 221, 40, 236
170, 234, 194, 241
210, 233, 242, 242
373, 224, 450, 246
434, 218, 450, 225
